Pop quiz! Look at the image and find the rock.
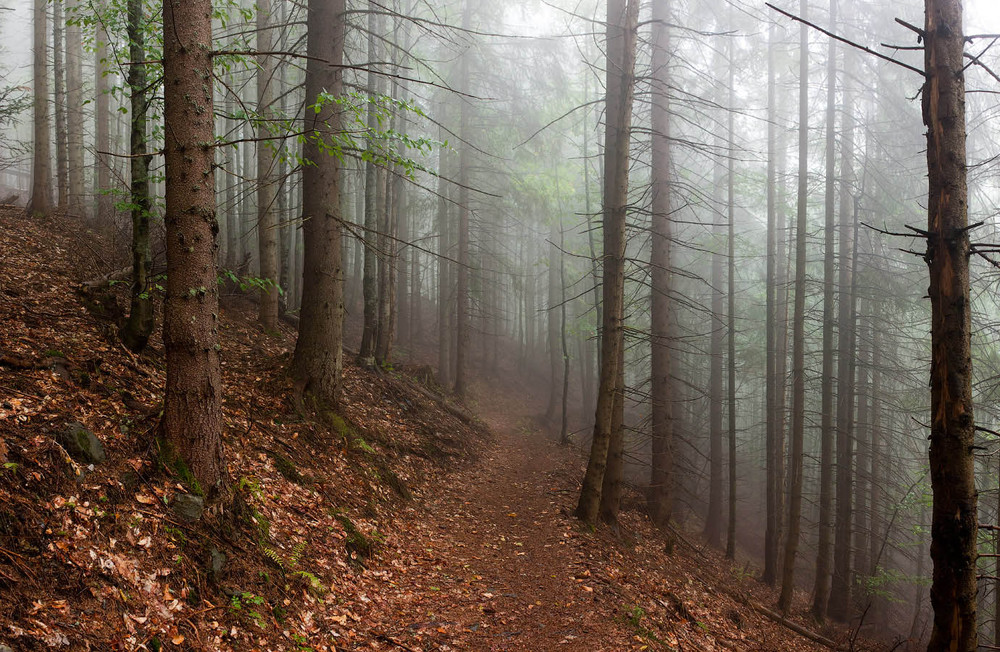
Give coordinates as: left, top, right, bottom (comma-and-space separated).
0, 643, 14, 652
172, 494, 204, 522
57, 422, 106, 464
209, 547, 227, 576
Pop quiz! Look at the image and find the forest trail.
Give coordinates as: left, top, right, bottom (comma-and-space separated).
350, 385, 843, 652
358, 400, 641, 651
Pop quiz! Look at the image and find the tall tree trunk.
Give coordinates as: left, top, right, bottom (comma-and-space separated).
575, 0, 638, 527
66, 0, 85, 217
648, 0, 673, 527
162, 0, 224, 493
52, 0, 67, 209
358, 2, 380, 367
291, 0, 347, 406
257, 0, 280, 330
28, 0, 51, 216
94, 4, 113, 222
705, 38, 726, 547
120, 0, 153, 353
547, 220, 561, 421
778, 0, 808, 613
828, 62, 856, 623
812, 0, 837, 619
923, 1, 977, 649
763, 17, 781, 586
453, 0, 473, 398
436, 124, 451, 386
725, 23, 737, 560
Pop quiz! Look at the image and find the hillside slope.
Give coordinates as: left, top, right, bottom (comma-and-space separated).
0, 208, 872, 651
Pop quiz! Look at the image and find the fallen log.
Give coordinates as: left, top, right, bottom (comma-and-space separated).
750, 602, 844, 650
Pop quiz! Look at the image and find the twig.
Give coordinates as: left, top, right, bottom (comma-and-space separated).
766, 3, 925, 76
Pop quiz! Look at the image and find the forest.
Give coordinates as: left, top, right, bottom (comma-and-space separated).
0, 0, 998, 649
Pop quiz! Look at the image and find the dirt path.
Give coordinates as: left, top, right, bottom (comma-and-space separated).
357, 405, 645, 651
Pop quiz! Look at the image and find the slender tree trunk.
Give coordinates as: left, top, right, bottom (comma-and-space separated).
66, 0, 85, 217
162, 0, 224, 493
812, 0, 837, 619
359, 3, 380, 367
763, 17, 780, 586
436, 124, 451, 386
559, 224, 571, 446
923, 1, 977, 649
778, 0, 808, 613
52, 0, 67, 209
256, 0, 280, 330
705, 40, 726, 546
453, 0, 473, 398
94, 4, 113, 222
828, 62, 856, 623
725, 25, 737, 560
28, 0, 51, 216
120, 0, 153, 353
291, 0, 347, 406
547, 221, 561, 421
648, 0, 673, 527
575, 0, 638, 527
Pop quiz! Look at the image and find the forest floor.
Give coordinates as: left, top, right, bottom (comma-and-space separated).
0, 206, 886, 651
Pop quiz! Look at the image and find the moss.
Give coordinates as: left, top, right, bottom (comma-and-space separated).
267, 450, 306, 485
44, 349, 66, 358
333, 511, 381, 561
156, 437, 204, 496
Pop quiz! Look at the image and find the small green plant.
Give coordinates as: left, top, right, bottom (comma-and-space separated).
290, 633, 314, 651
2, 462, 18, 473
229, 591, 268, 629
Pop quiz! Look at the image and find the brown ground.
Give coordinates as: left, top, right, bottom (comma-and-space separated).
0, 207, 881, 651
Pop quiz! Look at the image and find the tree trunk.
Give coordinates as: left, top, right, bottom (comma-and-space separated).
52, 0, 67, 209
66, 0, 85, 217
575, 0, 637, 527
256, 0, 280, 330
358, 2, 380, 367
546, 221, 561, 421
763, 17, 780, 587
648, 0, 673, 527
28, 0, 51, 216
94, 4, 113, 222
290, 0, 346, 406
828, 61, 856, 624
812, 0, 837, 619
923, 1, 977, 649
453, 0, 473, 398
778, 0, 809, 613
162, 0, 224, 493
120, 0, 154, 353
725, 22, 737, 561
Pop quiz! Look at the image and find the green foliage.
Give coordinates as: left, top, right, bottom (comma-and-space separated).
229, 591, 268, 629
219, 269, 284, 296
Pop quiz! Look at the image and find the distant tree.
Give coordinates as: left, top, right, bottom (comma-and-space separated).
28, 0, 51, 215
161, 0, 224, 492
66, 0, 85, 216
778, 0, 809, 614
257, 0, 280, 331
647, 0, 673, 527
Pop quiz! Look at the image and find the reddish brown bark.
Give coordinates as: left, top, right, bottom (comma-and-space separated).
162, 0, 224, 492
923, 0, 977, 650
291, 0, 347, 406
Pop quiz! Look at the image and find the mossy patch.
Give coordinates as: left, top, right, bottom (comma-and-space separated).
333, 511, 382, 563
266, 450, 307, 485
156, 437, 204, 496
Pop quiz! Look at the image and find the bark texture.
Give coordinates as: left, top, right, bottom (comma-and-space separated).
162, 0, 224, 492
28, 0, 51, 216
291, 0, 347, 406
923, 1, 977, 649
